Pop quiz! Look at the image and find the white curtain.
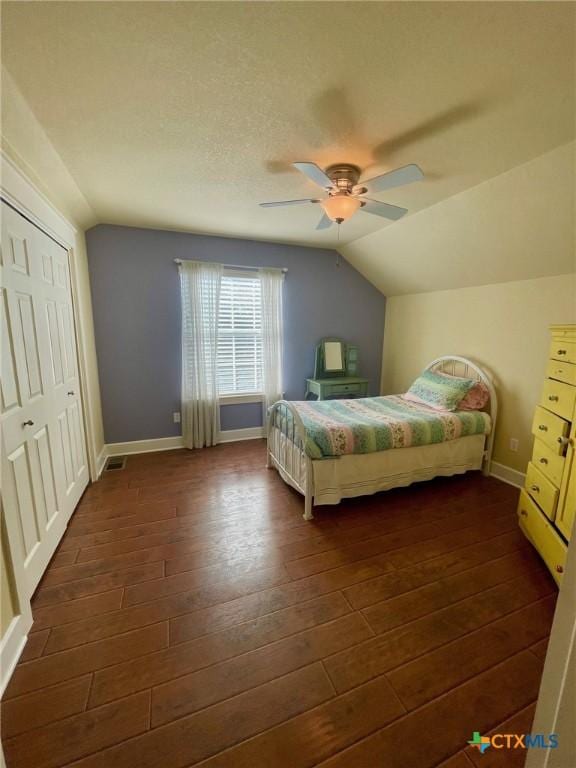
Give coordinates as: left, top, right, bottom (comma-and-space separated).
179, 260, 223, 449
259, 268, 284, 414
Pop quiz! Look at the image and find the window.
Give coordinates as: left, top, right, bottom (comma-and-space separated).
217, 273, 263, 396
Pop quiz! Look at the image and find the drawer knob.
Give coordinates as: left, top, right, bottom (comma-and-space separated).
548, 395, 559, 402
556, 565, 564, 574
557, 349, 567, 355
539, 457, 549, 465
520, 509, 528, 517
538, 425, 548, 431
530, 484, 540, 493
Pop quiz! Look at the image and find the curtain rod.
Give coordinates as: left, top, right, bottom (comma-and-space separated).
174, 259, 287, 273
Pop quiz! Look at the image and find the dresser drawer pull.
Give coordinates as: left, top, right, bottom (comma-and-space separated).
520, 509, 528, 517
538, 425, 548, 431
539, 457, 549, 465
530, 484, 540, 493
557, 349, 567, 355
556, 565, 564, 574
548, 395, 559, 402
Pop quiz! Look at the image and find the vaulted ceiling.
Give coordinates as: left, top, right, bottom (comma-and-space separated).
2, 1, 574, 256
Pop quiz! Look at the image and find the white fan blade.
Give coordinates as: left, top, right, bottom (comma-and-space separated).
316, 213, 333, 230
361, 199, 408, 221
362, 164, 424, 194
260, 198, 319, 208
293, 162, 334, 189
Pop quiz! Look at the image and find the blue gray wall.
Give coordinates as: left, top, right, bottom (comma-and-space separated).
86, 224, 386, 444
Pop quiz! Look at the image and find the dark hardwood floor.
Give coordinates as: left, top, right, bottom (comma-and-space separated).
1, 440, 556, 768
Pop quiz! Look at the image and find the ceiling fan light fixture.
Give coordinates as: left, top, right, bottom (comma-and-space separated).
320, 194, 361, 223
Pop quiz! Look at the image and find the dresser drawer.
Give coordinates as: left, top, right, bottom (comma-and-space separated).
525, 462, 559, 521
532, 439, 565, 487
518, 490, 567, 586
532, 406, 570, 456
546, 359, 576, 387
549, 340, 576, 365
540, 378, 576, 421
531, 406, 570, 454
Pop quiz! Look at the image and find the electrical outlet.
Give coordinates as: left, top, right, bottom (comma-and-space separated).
173, 412, 181, 424
509, 438, 519, 452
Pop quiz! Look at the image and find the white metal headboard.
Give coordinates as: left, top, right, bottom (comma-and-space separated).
424, 355, 497, 474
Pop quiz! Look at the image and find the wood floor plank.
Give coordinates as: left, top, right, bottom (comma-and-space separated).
343, 528, 529, 610
195, 674, 405, 768
30, 589, 124, 630
70, 664, 334, 768
386, 595, 556, 710
284, 521, 441, 579
1, 675, 91, 738
33, 562, 164, 607
3, 691, 150, 768
4, 623, 168, 698
529, 637, 549, 661
149, 613, 373, 727
18, 628, 50, 662
362, 547, 543, 634
87, 593, 351, 707
324, 572, 554, 694
123, 563, 291, 607
437, 754, 475, 768
315, 652, 544, 768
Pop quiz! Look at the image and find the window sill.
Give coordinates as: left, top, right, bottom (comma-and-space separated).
219, 393, 264, 406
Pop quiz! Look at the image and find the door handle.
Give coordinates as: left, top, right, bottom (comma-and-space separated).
67, 391, 75, 396
23, 420, 34, 427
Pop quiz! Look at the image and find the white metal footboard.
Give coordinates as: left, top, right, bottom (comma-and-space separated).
267, 400, 315, 520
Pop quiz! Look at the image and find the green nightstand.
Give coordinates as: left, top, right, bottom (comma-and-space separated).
305, 376, 369, 400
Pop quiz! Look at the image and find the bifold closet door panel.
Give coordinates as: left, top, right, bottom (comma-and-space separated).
1, 202, 88, 597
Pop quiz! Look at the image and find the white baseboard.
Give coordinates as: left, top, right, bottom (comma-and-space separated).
0, 613, 32, 697
95, 446, 108, 478
106, 436, 185, 458
490, 461, 526, 489
102, 429, 264, 462
218, 426, 265, 443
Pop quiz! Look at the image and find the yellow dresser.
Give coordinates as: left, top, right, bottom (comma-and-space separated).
518, 325, 576, 585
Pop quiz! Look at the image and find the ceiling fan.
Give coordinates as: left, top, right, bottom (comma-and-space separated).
259, 162, 424, 229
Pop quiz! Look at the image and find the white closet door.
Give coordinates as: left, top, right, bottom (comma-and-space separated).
1, 202, 88, 597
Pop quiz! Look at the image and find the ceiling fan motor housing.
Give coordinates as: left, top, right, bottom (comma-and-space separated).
325, 164, 361, 192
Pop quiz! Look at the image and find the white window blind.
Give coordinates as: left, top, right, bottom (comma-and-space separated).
217, 273, 263, 395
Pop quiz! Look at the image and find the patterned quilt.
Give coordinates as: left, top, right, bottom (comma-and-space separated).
278, 396, 491, 459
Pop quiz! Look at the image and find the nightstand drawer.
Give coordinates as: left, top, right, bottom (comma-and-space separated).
532, 439, 565, 487
531, 406, 570, 454
330, 384, 363, 395
517, 490, 567, 586
546, 359, 576, 387
549, 340, 576, 365
525, 462, 559, 521
540, 379, 576, 421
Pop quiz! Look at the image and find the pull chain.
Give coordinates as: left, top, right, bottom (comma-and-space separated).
336, 221, 341, 267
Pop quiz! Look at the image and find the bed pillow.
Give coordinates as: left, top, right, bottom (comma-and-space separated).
458, 381, 490, 410
404, 369, 476, 412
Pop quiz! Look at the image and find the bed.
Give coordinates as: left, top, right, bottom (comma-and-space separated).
266, 356, 497, 520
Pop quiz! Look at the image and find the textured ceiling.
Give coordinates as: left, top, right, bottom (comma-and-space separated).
1, 1, 575, 249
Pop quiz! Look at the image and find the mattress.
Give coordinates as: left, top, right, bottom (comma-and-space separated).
283, 395, 491, 459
